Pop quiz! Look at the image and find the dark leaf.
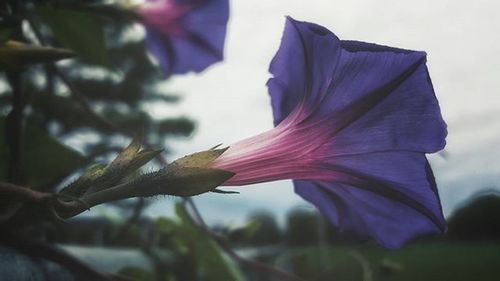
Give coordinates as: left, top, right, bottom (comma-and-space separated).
118, 266, 155, 281
35, 5, 110, 67
0, 29, 12, 45
0, 117, 88, 188
174, 204, 246, 281
0, 41, 75, 69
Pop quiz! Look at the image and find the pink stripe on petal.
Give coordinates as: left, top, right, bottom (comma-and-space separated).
211, 105, 337, 185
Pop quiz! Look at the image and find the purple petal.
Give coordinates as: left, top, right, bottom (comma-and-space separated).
326, 60, 447, 154
295, 152, 445, 248
268, 17, 341, 125
340, 40, 414, 54
268, 18, 446, 153
179, 0, 229, 23
144, 0, 228, 76
180, 0, 228, 59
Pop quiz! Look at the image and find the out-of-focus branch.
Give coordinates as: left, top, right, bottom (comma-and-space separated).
0, 181, 96, 221
5, 71, 25, 184
184, 199, 306, 281
110, 198, 145, 243
5, 2, 26, 184
0, 182, 51, 202
348, 250, 373, 281
0, 180, 132, 219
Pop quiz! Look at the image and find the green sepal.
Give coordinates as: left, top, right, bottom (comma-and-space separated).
60, 133, 161, 195
172, 148, 228, 169
161, 167, 235, 197
109, 132, 143, 168
59, 163, 106, 197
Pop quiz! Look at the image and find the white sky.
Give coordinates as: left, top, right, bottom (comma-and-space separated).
144, 0, 500, 224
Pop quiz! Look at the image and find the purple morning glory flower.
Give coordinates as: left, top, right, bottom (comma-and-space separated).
137, 0, 229, 76
211, 17, 447, 248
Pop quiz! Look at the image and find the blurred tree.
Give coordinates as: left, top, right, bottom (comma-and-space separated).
0, 2, 197, 279
447, 191, 500, 241
285, 208, 320, 246
0, 0, 195, 228
246, 210, 282, 246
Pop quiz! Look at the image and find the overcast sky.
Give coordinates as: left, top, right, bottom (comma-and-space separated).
144, 0, 500, 225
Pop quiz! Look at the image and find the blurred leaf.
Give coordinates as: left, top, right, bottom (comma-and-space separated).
31, 93, 139, 133
157, 217, 178, 235
232, 220, 261, 240
156, 217, 191, 255
0, 14, 20, 30
0, 29, 12, 45
156, 208, 246, 280
158, 117, 195, 137
175, 204, 246, 281
35, 5, 110, 67
0, 117, 88, 188
118, 266, 155, 281
275, 247, 363, 281
0, 41, 75, 69
247, 211, 282, 245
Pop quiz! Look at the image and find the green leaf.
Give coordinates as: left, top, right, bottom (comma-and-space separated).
118, 266, 155, 281
155, 208, 246, 281
35, 5, 110, 67
156, 217, 179, 235
0, 29, 12, 45
230, 220, 261, 240
0, 117, 88, 188
175, 204, 246, 281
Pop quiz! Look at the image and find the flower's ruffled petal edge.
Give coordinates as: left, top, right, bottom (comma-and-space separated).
324, 43, 446, 154
268, 19, 447, 154
179, 0, 228, 61
267, 17, 341, 126
295, 152, 446, 248
178, 0, 229, 23
327, 59, 447, 154
144, 0, 228, 76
